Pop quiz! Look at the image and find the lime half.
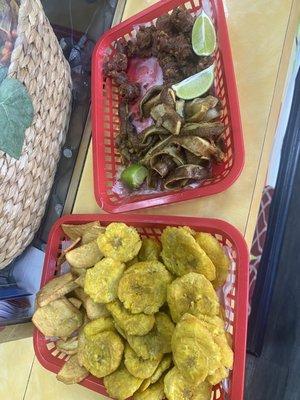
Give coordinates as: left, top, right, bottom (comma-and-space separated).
121, 164, 148, 189
172, 64, 215, 100
192, 11, 216, 56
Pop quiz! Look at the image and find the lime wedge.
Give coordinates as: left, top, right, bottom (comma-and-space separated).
192, 11, 216, 56
172, 64, 214, 100
121, 164, 148, 189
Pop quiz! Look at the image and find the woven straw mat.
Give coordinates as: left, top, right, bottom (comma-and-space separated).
0, 0, 72, 269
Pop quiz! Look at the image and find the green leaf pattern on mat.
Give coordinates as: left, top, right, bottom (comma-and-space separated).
0, 76, 34, 159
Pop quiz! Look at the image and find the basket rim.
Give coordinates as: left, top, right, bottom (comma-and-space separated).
91, 0, 245, 213
34, 213, 249, 400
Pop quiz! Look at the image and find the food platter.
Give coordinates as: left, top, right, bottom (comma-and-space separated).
92, 0, 244, 212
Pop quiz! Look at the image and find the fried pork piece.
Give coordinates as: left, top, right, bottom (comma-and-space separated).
57, 355, 89, 384
140, 353, 173, 391
134, 379, 165, 400
127, 313, 174, 360
118, 261, 172, 314
124, 344, 162, 379
167, 272, 220, 322
164, 367, 212, 400
119, 82, 141, 103
161, 226, 216, 281
103, 363, 143, 400
32, 297, 83, 338
106, 299, 155, 336
82, 330, 124, 378
156, 14, 173, 33
194, 232, 230, 288
170, 6, 195, 33
104, 52, 128, 76
136, 25, 156, 50
84, 257, 125, 303
172, 314, 221, 383
97, 222, 142, 263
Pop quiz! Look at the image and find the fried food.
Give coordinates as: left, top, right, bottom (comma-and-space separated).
127, 256, 139, 267
172, 314, 221, 383
106, 299, 155, 336
32, 297, 83, 338
103, 363, 143, 400
214, 333, 233, 369
124, 344, 162, 379
62, 222, 105, 243
97, 222, 142, 262
82, 330, 124, 378
66, 240, 103, 269
161, 227, 216, 281
207, 365, 229, 385
138, 238, 162, 262
74, 273, 86, 288
56, 337, 78, 355
36, 272, 77, 307
83, 316, 115, 337
74, 288, 110, 320
127, 313, 174, 360
194, 232, 230, 288
140, 354, 173, 391
167, 272, 219, 322
118, 261, 172, 314
68, 297, 82, 309
57, 238, 81, 266
134, 379, 165, 400
84, 258, 125, 303
57, 355, 89, 384
164, 367, 212, 400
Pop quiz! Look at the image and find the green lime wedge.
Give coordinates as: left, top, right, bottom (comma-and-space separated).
121, 164, 148, 189
172, 64, 214, 100
192, 11, 216, 56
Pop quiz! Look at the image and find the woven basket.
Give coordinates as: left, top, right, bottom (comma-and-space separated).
0, 0, 72, 269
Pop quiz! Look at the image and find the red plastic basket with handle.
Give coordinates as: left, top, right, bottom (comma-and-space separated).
33, 214, 249, 400
92, 0, 244, 213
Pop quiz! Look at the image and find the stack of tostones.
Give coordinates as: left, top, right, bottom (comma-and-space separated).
32, 221, 233, 400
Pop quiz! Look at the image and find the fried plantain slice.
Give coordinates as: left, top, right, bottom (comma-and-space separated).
32, 297, 83, 338
97, 222, 142, 263
68, 297, 82, 309
118, 261, 172, 314
74, 288, 110, 320
56, 337, 78, 355
103, 363, 143, 400
62, 222, 105, 242
194, 232, 230, 288
83, 316, 115, 337
124, 344, 162, 379
134, 379, 165, 400
82, 330, 124, 378
138, 238, 162, 262
140, 354, 173, 391
36, 272, 77, 307
127, 313, 174, 360
172, 314, 221, 383
106, 299, 155, 336
167, 272, 219, 322
66, 240, 103, 269
164, 367, 212, 400
57, 355, 89, 384
207, 365, 229, 385
84, 258, 125, 303
161, 227, 215, 281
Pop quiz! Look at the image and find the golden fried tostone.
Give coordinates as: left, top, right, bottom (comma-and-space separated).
83, 316, 115, 337
103, 363, 143, 400
139, 353, 173, 391
106, 299, 155, 336
97, 222, 142, 262
172, 314, 221, 383
138, 238, 162, 262
161, 227, 215, 281
81, 330, 124, 378
167, 272, 219, 322
118, 261, 172, 314
84, 257, 125, 303
134, 379, 165, 400
194, 232, 230, 288
164, 367, 212, 400
124, 344, 162, 379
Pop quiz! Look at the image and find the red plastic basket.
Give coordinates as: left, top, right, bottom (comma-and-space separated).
92, 0, 244, 213
33, 214, 249, 400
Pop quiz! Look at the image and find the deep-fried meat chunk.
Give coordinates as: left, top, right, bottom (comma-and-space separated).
119, 82, 141, 103
170, 6, 195, 33
136, 26, 156, 49
104, 52, 128, 75
156, 14, 173, 33
196, 56, 213, 72
109, 71, 128, 85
